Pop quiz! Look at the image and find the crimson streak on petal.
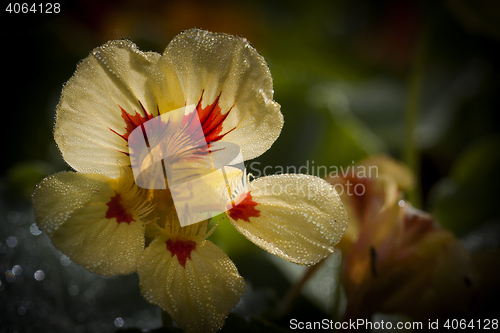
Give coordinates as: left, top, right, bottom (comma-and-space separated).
106, 192, 134, 224
228, 192, 260, 222
110, 103, 155, 143
196, 92, 236, 144
166, 238, 197, 268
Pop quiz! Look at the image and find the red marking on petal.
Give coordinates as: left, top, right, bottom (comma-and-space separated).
166, 238, 197, 268
196, 93, 235, 144
228, 192, 260, 222
106, 192, 134, 224
110, 104, 154, 143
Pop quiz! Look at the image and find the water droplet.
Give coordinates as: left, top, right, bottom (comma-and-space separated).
7, 211, 20, 224
30, 223, 42, 236
60, 255, 71, 266
68, 285, 79, 296
5, 270, 16, 282
114, 317, 124, 327
17, 306, 26, 315
6, 236, 18, 248
12, 265, 22, 275
34, 270, 45, 281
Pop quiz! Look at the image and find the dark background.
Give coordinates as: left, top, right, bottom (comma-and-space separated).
1, 0, 500, 332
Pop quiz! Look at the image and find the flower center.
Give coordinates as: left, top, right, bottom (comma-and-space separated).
108, 92, 239, 238
111, 92, 236, 158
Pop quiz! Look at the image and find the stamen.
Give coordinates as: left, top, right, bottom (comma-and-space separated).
113, 165, 157, 221
202, 221, 219, 240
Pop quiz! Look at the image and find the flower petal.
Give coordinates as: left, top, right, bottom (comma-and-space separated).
357, 154, 415, 191
55, 40, 160, 178
32, 172, 145, 276
153, 28, 283, 160
138, 235, 245, 333
228, 174, 349, 265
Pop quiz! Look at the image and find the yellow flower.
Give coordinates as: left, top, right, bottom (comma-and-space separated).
32, 29, 348, 332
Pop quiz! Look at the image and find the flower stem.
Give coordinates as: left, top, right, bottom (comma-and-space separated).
279, 259, 326, 317
331, 261, 343, 329
405, 21, 429, 209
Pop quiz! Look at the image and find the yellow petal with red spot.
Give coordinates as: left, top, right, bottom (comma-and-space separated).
228, 174, 349, 265
32, 172, 145, 276
137, 235, 245, 333
153, 28, 283, 160
55, 40, 160, 178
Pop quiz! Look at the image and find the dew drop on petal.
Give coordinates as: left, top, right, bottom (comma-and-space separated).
34, 270, 45, 281
114, 317, 124, 327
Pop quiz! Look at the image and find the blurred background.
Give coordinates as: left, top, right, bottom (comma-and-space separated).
1, 0, 500, 332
